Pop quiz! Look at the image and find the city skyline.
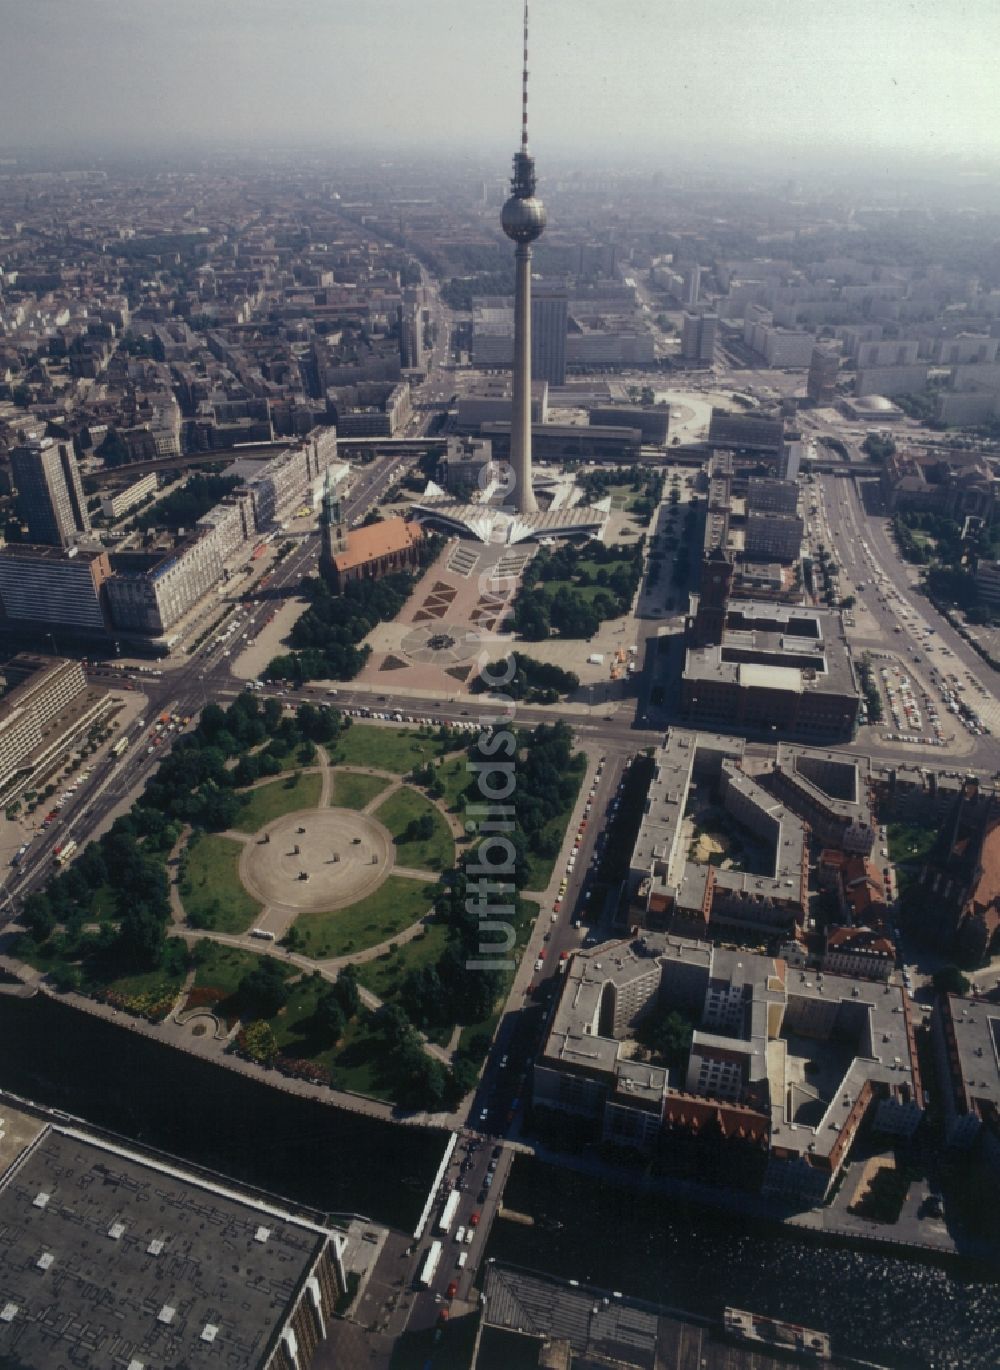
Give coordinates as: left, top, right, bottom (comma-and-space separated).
1, 0, 999, 163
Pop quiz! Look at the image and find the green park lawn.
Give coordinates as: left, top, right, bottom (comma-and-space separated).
375, 787, 454, 870
329, 724, 451, 775
107, 964, 186, 999
231, 772, 323, 832
330, 770, 392, 811
189, 940, 277, 999
354, 922, 450, 1001
181, 833, 262, 934
293, 875, 435, 960
887, 822, 938, 865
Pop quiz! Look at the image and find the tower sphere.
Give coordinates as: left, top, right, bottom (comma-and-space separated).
501, 195, 547, 243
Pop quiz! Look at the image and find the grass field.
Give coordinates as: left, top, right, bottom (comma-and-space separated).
330, 770, 392, 810
887, 821, 938, 865
293, 875, 435, 960
374, 787, 454, 870
231, 772, 323, 832
329, 724, 459, 775
181, 833, 262, 934
354, 922, 450, 1001
189, 940, 274, 999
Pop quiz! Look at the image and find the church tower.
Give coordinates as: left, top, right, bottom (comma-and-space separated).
319, 469, 347, 570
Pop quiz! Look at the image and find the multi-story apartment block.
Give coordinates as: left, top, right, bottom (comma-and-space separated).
99, 471, 158, 521
629, 733, 809, 942
746, 477, 799, 514
0, 544, 110, 633
10, 434, 91, 547
855, 339, 921, 368
0, 654, 109, 802
932, 994, 1000, 1172
680, 310, 718, 365
806, 346, 839, 404
106, 534, 224, 637
531, 283, 568, 385
535, 932, 922, 1204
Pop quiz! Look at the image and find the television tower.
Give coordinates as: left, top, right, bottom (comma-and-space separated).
500, 1, 546, 514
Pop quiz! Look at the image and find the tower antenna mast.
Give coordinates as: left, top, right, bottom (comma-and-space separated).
521, 0, 530, 152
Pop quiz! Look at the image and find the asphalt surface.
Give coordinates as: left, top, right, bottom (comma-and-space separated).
814, 470, 1000, 776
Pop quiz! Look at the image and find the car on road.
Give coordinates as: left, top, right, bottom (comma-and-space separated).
470, 1211, 480, 1227
446, 1280, 458, 1299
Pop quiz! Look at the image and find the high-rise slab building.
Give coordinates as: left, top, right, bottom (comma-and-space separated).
683, 263, 701, 307
499, 1, 545, 515
807, 345, 839, 404
531, 283, 567, 385
10, 434, 91, 547
681, 309, 718, 366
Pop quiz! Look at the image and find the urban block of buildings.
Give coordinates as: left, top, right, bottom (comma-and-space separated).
0, 428, 342, 648
533, 930, 922, 1203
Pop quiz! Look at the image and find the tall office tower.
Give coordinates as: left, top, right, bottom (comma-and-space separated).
10, 435, 91, 547
683, 263, 701, 307
399, 300, 424, 370
500, 1, 545, 514
531, 284, 567, 384
807, 345, 839, 404
681, 309, 718, 365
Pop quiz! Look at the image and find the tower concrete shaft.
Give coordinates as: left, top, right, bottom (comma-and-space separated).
510, 241, 538, 514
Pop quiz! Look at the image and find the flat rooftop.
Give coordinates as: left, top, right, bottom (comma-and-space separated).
943, 994, 1000, 1113
0, 1116, 338, 1369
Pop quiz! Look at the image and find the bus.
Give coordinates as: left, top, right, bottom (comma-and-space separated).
438, 1190, 460, 1235
418, 1240, 443, 1288
111, 736, 130, 758
55, 840, 78, 866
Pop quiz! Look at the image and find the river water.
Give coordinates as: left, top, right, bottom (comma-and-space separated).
487, 1158, 1000, 1370
0, 992, 443, 1230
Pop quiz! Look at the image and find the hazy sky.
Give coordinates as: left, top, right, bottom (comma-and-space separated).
1, 0, 999, 163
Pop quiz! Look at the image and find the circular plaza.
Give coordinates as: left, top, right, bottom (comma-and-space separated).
240, 807, 393, 915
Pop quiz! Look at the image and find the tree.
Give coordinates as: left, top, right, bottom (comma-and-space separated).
639, 1009, 693, 1067
932, 965, 971, 997
238, 959, 290, 1017
333, 964, 361, 1018
117, 904, 167, 969
315, 990, 346, 1042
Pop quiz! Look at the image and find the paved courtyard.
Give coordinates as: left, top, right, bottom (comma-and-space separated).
356, 538, 532, 694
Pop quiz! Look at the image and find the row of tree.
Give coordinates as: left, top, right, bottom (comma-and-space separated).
470, 652, 579, 704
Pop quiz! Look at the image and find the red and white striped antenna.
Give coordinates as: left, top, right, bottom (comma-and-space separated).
521, 0, 530, 151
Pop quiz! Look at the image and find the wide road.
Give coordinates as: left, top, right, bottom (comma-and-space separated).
814, 470, 1000, 776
